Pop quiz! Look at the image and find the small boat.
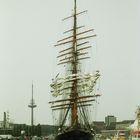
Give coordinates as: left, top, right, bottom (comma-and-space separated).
112, 130, 126, 140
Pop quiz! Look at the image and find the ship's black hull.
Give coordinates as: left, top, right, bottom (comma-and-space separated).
55, 129, 94, 140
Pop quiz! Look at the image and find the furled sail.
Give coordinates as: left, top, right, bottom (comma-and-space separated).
51, 71, 100, 97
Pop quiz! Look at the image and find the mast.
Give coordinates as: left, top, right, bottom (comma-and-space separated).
71, 0, 78, 126
3, 112, 6, 129
50, 0, 100, 130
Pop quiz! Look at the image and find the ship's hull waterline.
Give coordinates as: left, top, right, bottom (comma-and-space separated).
55, 129, 94, 140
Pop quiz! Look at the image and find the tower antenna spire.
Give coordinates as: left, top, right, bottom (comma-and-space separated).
28, 81, 37, 135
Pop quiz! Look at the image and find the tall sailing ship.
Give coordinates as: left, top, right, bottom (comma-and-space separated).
49, 0, 101, 140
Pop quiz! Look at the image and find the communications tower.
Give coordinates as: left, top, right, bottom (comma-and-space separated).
28, 83, 37, 127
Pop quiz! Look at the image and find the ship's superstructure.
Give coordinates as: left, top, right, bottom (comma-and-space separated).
131, 107, 140, 140
49, 0, 100, 140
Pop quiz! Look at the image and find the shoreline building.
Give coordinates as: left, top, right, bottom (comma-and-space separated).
105, 115, 117, 126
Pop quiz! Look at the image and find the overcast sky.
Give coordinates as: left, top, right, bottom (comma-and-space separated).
0, 0, 140, 125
